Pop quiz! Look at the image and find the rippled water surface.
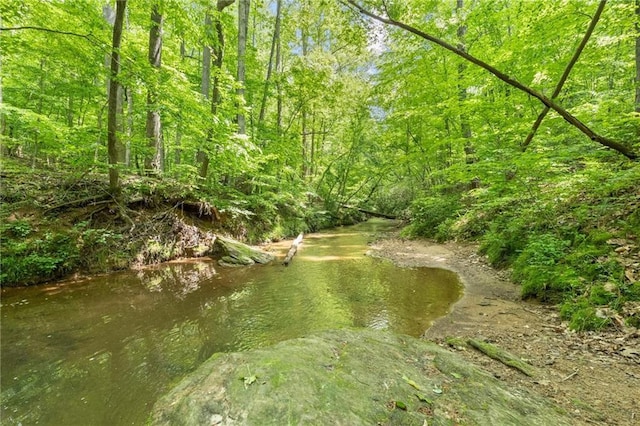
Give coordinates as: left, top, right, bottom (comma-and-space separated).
1, 219, 462, 425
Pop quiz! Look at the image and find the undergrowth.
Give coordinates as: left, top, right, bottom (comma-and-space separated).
0, 158, 350, 287
404, 157, 640, 331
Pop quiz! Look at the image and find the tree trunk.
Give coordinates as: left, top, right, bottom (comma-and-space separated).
636, 0, 640, 115
201, 13, 212, 100
0, 15, 4, 137
197, 12, 213, 178
116, 85, 126, 163
456, 0, 474, 165
310, 113, 316, 178
103, 4, 127, 165
125, 87, 133, 166
276, 21, 283, 134
144, 4, 163, 174
107, 0, 127, 196
347, 0, 638, 160
237, 0, 250, 134
67, 94, 74, 127
300, 28, 310, 179
236, 0, 249, 133
522, 0, 607, 152
258, 0, 282, 126
198, 0, 235, 178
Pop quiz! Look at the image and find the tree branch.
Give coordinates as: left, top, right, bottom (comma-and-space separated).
345, 0, 637, 160
0, 26, 93, 41
521, 0, 608, 152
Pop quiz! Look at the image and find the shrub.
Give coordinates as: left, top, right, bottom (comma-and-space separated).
519, 265, 581, 301
589, 285, 615, 306
402, 196, 461, 238
0, 228, 79, 286
560, 298, 610, 331
479, 218, 529, 266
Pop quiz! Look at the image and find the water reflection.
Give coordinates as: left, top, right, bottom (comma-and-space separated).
1, 219, 462, 425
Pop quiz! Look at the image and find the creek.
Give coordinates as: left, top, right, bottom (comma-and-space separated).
0, 219, 462, 425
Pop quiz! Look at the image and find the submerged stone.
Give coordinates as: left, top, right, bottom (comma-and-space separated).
152, 329, 571, 426
212, 236, 275, 266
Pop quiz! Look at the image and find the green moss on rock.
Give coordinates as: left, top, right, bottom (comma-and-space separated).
152, 329, 570, 426
212, 236, 275, 266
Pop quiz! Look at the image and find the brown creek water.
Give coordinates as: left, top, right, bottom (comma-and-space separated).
0, 219, 462, 425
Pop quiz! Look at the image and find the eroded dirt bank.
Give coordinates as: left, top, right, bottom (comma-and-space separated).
368, 238, 640, 426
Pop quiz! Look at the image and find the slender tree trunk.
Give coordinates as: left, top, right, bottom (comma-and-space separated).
125, 87, 133, 166
37, 59, 45, 115
103, 4, 127, 165
107, 0, 127, 196
197, 12, 213, 177
276, 22, 283, 134
522, 0, 607, 151
237, 0, 250, 134
202, 13, 212, 100
456, 0, 474, 166
211, 21, 225, 115
175, 120, 182, 165
258, 0, 282, 126
67, 94, 74, 127
301, 28, 310, 179
96, 107, 103, 163
144, 4, 163, 174
636, 0, 640, 115
302, 110, 309, 179
310, 115, 317, 178
116, 85, 126, 163
347, 0, 638, 160
198, 0, 235, 178
0, 16, 4, 138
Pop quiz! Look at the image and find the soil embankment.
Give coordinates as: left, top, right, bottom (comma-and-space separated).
368, 238, 640, 426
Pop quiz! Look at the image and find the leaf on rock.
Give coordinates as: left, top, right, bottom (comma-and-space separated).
394, 400, 407, 410
242, 375, 257, 387
415, 393, 433, 405
402, 375, 423, 391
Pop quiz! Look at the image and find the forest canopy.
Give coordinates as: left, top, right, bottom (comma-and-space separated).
1, 0, 638, 194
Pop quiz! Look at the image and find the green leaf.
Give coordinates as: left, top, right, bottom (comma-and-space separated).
415, 393, 432, 405
402, 375, 423, 391
394, 400, 407, 410
242, 375, 257, 387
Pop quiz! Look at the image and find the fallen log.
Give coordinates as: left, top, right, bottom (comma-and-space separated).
283, 233, 304, 266
340, 204, 396, 220
44, 194, 112, 214
467, 338, 537, 377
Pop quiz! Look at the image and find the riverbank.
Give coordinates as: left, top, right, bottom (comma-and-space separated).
368, 237, 640, 426
0, 158, 365, 287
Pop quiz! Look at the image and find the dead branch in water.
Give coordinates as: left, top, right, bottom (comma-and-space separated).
283, 233, 304, 266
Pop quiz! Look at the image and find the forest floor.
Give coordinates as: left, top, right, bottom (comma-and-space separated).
369, 237, 640, 426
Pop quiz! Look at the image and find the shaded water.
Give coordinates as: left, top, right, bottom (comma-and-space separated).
1, 219, 462, 425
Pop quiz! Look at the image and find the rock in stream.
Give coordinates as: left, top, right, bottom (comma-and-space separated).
152, 329, 571, 425
212, 236, 275, 266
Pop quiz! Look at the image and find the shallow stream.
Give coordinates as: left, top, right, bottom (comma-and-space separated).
1, 219, 462, 425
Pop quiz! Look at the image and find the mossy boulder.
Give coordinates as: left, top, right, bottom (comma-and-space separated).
152, 329, 571, 426
212, 236, 275, 266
